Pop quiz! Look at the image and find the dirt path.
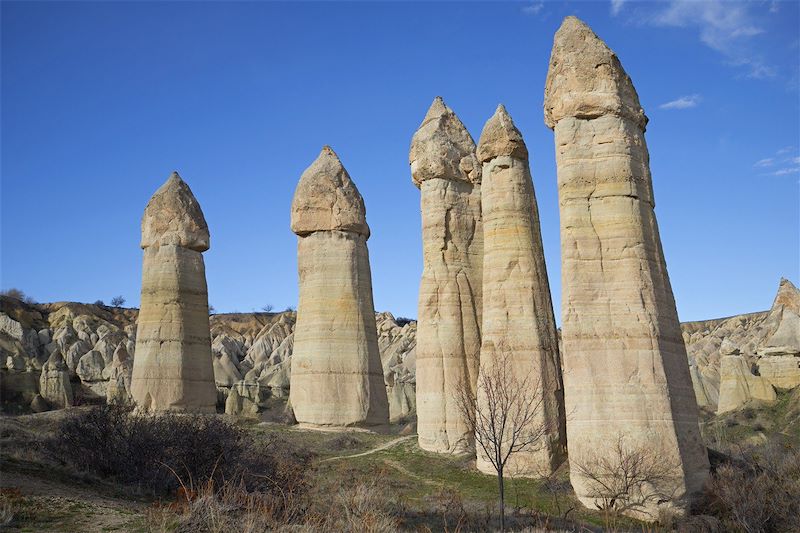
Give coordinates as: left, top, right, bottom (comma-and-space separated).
319, 435, 415, 463
1, 467, 147, 532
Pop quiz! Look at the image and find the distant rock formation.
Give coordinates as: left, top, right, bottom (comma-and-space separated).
39, 349, 73, 409
690, 278, 800, 413
410, 97, 483, 453
130, 173, 217, 413
104, 343, 133, 405
289, 147, 389, 427
475, 105, 566, 476
544, 16, 709, 517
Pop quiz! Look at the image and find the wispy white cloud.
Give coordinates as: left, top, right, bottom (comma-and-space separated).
521, 2, 544, 15
756, 148, 799, 176
773, 166, 800, 176
644, 1, 774, 79
610, 0, 627, 17
659, 94, 701, 110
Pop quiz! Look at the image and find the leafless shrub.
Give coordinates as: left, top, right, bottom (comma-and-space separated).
0, 288, 35, 304
571, 434, 682, 528
45, 405, 314, 499
691, 442, 800, 533
453, 352, 551, 531
335, 478, 400, 533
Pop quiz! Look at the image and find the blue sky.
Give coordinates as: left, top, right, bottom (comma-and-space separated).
2, 1, 798, 322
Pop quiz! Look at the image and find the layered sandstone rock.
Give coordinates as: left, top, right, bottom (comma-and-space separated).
544, 17, 709, 517
476, 105, 566, 476
289, 147, 389, 427
39, 350, 73, 409
130, 173, 217, 413
104, 343, 133, 405
717, 355, 776, 414
687, 279, 800, 413
410, 97, 483, 453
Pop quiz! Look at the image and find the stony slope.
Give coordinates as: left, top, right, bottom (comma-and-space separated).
1, 278, 797, 419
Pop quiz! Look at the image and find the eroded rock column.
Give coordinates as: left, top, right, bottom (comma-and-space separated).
130, 173, 217, 413
544, 17, 709, 516
476, 105, 566, 476
289, 147, 389, 427
410, 97, 483, 453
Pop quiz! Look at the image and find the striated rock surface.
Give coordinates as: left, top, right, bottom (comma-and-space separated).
410, 97, 483, 453
289, 147, 389, 427
104, 343, 133, 405
544, 17, 708, 517
39, 350, 73, 409
717, 355, 776, 414
130, 173, 217, 413
686, 278, 800, 412
476, 105, 566, 476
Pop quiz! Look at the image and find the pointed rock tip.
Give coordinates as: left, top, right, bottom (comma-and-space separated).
773, 277, 800, 313
140, 171, 210, 251
409, 97, 480, 187
544, 15, 646, 130
477, 104, 528, 162
290, 148, 369, 238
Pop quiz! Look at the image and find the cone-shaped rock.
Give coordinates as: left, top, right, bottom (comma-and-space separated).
39, 349, 73, 409
105, 343, 133, 405
410, 97, 483, 453
544, 17, 708, 517
289, 147, 389, 427
130, 172, 216, 413
476, 105, 566, 476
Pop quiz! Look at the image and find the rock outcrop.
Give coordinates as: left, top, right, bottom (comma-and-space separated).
544, 17, 709, 517
289, 147, 389, 427
104, 343, 133, 405
717, 355, 776, 414
39, 350, 73, 409
130, 173, 217, 413
475, 105, 566, 476
410, 97, 483, 453
688, 278, 800, 412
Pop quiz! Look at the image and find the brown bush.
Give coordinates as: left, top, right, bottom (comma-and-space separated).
689, 442, 800, 533
45, 405, 314, 500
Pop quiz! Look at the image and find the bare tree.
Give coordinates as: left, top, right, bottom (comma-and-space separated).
111, 295, 126, 307
453, 352, 550, 532
261, 304, 274, 313
571, 434, 681, 528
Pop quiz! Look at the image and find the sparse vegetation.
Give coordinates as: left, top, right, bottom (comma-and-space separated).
45, 406, 314, 498
93, 299, 105, 306
571, 435, 682, 528
261, 304, 274, 313
453, 352, 553, 531
110, 295, 126, 307
689, 441, 800, 532
0, 288, 35, 304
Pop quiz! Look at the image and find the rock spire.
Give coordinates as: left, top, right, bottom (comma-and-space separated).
476, 105, 566, 476
544, 17, 709, 517
409, 97, 483, 453
289, 147, 389, 427
130, 172, 217, 413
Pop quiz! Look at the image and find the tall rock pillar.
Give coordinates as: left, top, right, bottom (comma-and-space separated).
410, 97, 483, 453
289, 146, 389, 427
476, 105, 566, 476
130, 172, 217, 413
544, 17, 709, 516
